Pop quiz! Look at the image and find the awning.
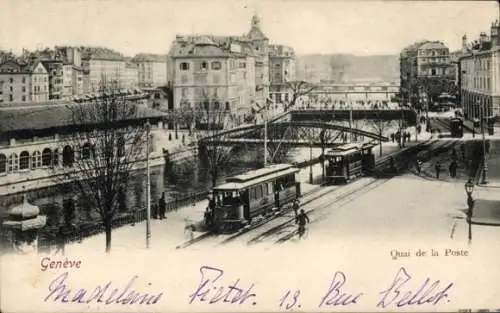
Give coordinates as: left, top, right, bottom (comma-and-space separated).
8, 200, 40, 219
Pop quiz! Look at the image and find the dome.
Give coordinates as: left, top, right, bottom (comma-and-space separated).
9, 200, 40, 219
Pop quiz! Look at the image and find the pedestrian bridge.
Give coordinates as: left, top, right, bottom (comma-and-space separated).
289, 108, 418, 125
199, 121, 389, 159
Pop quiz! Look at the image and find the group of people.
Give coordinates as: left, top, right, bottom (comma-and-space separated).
415, 145, 465, 179
390, 131, 412, 145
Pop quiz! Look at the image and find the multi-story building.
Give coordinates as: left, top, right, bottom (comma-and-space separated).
399, 40, 455, 107
459, 20, 500, 126
41, 60, 64, 100
168, 35, 256, 117
269, 44, 296, 104
81, 48, 126, 93
0, 60, 49, 103
168, 14, 285, 118
132, 54, 167, 88
121, 62, 139, 90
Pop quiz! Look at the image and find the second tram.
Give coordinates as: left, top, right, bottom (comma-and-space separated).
325, 143, 375, 184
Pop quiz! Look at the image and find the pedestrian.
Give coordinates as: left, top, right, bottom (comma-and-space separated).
296, 209, 310, 240
435, 161, 441, 179
460, 144, 466, 159
415, 159, 422, 174
159, 192, 166, 220
451, 161, 458, 178
292, 199, 299, 218
390, 133, 395, 143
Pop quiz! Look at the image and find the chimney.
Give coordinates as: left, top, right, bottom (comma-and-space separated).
462, 34, 468, 52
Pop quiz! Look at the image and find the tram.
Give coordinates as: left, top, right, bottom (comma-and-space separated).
324, 143, 375, 184
207, 164, 301, 233
450, 117, 464, 138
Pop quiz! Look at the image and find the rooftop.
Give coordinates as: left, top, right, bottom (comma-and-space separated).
132, 53, 167, 63
0, 101, 165, 134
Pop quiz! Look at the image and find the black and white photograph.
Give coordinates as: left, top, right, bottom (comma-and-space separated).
0, 0, 499, 312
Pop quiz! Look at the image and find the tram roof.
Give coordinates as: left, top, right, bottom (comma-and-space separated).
227, 163, 294, 183
214, 166, 299, 191
326, 143, 363, 156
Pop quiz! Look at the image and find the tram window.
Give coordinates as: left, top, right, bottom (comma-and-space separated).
262, 183, 268, 196
256, 186, 262, 199
250, 188, 256, 200
268, 182, 273, 195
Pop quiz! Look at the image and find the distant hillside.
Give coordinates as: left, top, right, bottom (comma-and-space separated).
296, 54, 399, 83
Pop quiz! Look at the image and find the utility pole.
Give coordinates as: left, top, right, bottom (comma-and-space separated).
264, 102, 268, 167
481, 100, 488, 184
145, 120, 151, 249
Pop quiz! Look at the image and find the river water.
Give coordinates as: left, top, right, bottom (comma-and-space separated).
0, 145, 321, 247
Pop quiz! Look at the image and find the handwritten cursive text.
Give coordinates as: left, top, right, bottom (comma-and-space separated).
318, 271, 364, 307
377, 267, 453, 308
188, 266, 257, 305
44, 272, 163, 305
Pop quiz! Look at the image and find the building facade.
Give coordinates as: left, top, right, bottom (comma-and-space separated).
400, 40, 455, 107
121, 62, 139, 90
132, 54, 167, 88
460, 20, 500, 123
168, 36, 255, 116
81, 48, 126, 93
167, 15, 282, 116
0, 60, 49, 103
306, 82, 400, 106
269, 44, 296, 104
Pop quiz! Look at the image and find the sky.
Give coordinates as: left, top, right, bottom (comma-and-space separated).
0, 0, 498, 56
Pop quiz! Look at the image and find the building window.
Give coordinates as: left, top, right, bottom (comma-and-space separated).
201, 62, 208, 71
182, 88, 188, 97
62, 145, 75, 167
431, 68, 436, 76
19, 151, 30, 170
9, 95, 13, 102
239, 62, 246, 69
22, 77, 26, 84
53, 149, 59, 167
81, 142, 92, 159
22, 96, 26, 102
8, 153, 18, 172
42, 148, 52, 166
213, 101, 220, 110
275, 63, 280, 68
22, 86, 26, 93
211, 61, 221, 70
9, 78, 13, 84
225, 102, 230, 111
180, 62, 190, 71
32, 150, 42, 169
0, 154, 6, 174
9, 86, 13, 92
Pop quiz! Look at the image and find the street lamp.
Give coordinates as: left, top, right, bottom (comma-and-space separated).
464, 179, 474, 243
309, 139, 313, 184
145, 120, 151, 249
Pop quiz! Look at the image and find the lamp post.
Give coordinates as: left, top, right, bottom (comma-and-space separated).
464, 179, 474, 243
145, 120, 151, 249
309, 139, 313, 184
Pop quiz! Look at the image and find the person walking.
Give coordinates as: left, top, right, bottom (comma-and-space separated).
415, 159, 422, 175
292, 199, 300, 219
296, 209, 310, 239
435, 161, 441, 179
159, 192, 166, 220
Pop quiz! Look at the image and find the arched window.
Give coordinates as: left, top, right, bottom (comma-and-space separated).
53, 149, 59, 167
0, 154, 6, 174
19, 151, 30, 170
42, 148, 52, 166
213, 102, 220, 110
8, 153, 18, 172
62, 145, 74, 167
201, 62, 208, 70
32, 150, 42, 169
81, 142, 91, 160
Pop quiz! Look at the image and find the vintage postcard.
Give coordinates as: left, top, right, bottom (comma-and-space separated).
1, 0, 500, 312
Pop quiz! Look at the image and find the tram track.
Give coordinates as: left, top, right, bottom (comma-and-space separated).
177, 139, 444, 249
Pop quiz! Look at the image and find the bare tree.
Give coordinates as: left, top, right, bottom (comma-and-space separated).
284, 80, 317, 111
184, 91, 235, 188
370, 108, 396, 157
55, 88, 149, 253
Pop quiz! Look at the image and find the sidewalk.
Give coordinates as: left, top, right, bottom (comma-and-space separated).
468, 187, 500, 226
